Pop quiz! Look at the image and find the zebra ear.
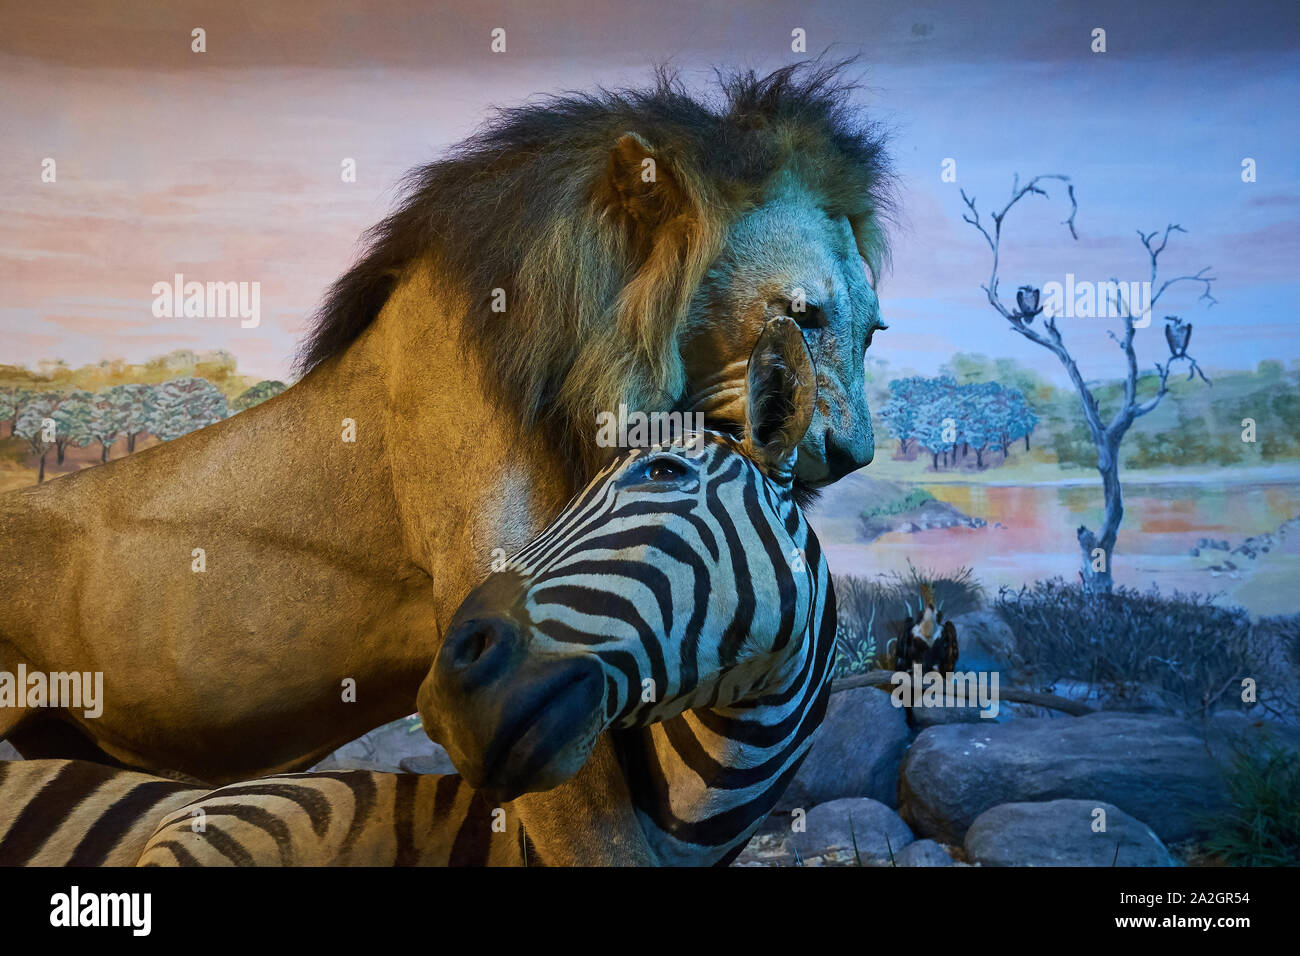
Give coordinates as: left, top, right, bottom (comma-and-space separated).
743, 317, 816, 475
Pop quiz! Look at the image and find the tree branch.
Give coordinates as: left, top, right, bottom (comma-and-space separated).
830, 670, 1096, 716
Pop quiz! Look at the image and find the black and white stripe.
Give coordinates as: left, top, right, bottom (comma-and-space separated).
487, 432, 836, 865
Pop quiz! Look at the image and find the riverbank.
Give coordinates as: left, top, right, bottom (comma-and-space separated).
863, 456, 1300, 488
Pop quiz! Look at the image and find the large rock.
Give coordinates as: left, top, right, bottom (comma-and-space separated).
909, 701, 988, 729
311, 716, 455, 774
899, 712, 1231, 843
948, 609, 1018, 671
790, 798, 913, 861
964, 800, 1175, 867
894, 838, 954, 867
777, 686, 912, 810
0, 741, 22, 761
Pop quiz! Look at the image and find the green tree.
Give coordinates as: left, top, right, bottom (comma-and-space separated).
14, 398, 56, 483
150, 378, 228, 442
232, 380, 287, 413
51, 390, 94, 465
88, 386, 135, 463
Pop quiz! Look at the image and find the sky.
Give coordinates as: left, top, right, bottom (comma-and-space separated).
1, 0, 1297, 385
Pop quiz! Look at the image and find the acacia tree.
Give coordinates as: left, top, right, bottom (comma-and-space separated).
0, 387, 34, 439
120, 383, 156, 452
89, 386, 133, 462
150, 377, 228, 441
878, 377, 925, 455
51, 390, 94, 465
14, 398, 56, 483
960, 174, 1215, 594
232, 379, 287, 413
0, 389, 14, 439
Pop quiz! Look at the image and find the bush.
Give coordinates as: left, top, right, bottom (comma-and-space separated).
994, 578, 1259, 716
1255, 615, 1300, 671
1202, 738, 1300, 866
831, 563, 983, 679
858, 487, 932, 521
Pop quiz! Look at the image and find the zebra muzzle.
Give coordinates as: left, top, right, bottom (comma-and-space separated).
419, 613, 607, 800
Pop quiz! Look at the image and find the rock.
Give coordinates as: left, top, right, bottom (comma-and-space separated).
790, 798, 913, 861
964, 800, 1175, 867
909, 702, 987, 728
894, 838, 954, 867
777, 686, 912, 810
948, 609, 1018, 670
899, 712, 1231, 844
0, 740, 22, 761
311, 716, 453, 774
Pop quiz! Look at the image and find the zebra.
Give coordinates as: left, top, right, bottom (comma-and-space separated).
0, 760, 545, 866
0, 317, 837, 866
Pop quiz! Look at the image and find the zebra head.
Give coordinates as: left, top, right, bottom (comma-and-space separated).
420, 317, 827, 800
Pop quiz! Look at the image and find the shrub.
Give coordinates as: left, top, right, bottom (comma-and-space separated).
994, 578, 1258, 717
1202, 738, 1300, 866
1255, 614, 1300, 671
831, 563, 983, 679
859, 487, 933, 521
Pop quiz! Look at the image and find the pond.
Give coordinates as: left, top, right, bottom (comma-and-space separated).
811, 477, 1300, 616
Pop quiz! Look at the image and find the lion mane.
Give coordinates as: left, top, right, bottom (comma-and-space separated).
298, 58, 893, 475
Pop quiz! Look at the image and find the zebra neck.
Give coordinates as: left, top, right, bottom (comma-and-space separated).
615, 543, 836, 866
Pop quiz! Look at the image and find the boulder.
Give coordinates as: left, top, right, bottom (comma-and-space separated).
899, 712, 1231, 843
909, 701, 988, 728
790, 797, 913, 861
894, 838, 954, 867
964, 800, 1175, 867
947, 609, 1018, 671
777, 686, 912, 810
0, 741, 22, 761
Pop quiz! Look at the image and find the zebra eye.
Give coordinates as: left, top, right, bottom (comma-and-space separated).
645, 457, 687, 482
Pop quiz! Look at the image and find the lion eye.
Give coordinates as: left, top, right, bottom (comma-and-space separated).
792, 303, 827, 330
773, 298, 828, 330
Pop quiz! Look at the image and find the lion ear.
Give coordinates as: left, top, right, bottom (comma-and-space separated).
600, 132, 687, 230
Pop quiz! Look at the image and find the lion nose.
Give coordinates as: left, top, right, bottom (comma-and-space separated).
824, 430, 872, 480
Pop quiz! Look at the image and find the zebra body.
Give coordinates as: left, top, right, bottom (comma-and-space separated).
0, 760, 537, 866
0, 317, 837, 866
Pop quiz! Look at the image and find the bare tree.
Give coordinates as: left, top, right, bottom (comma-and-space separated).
961, 174, 1215, 594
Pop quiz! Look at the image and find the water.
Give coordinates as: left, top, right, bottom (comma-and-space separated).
811, 477, 1300, 616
